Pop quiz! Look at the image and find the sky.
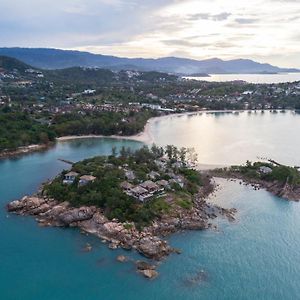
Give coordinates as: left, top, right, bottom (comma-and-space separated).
0, 0, 299, 67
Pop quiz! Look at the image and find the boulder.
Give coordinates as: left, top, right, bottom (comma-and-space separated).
136, 260, 156, 270
137, 236, 171, 259
58, 207, 95, 225
139, 269, 158, 279
7, 200, 24, 212
83, 243, 92, 252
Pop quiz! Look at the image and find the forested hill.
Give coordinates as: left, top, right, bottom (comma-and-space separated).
0, 56, 32, 73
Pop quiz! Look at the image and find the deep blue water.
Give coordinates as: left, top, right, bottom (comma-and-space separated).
1, 120, 300, 299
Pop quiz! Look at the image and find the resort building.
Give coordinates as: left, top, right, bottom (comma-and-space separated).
125, 170, 136, 181
63, 171, 79, 184
148, 171, 160, 180
131, 186, 151, 202
140, 180, 160, 193
156, 179, 169, 188
259, 166, 273, 175
120, 181, 134, 193
79, 175, 96, 186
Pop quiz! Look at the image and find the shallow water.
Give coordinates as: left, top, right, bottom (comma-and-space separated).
1, 115, 300, 299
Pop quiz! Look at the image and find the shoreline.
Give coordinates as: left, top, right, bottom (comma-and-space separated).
7, 174, 236, 278
54, 110, 246, 144
0, 144, 51, 160
211, 171, 300, 202
56, 115, 156, 144
1, 109, 295, 160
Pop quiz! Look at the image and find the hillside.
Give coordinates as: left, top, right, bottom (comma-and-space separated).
0, 55, 33, 73
0, 48, 298, 75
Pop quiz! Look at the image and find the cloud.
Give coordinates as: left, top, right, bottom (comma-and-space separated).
234, 18, 260, 24
0, 0, 299, 67
188, 12, 231, 21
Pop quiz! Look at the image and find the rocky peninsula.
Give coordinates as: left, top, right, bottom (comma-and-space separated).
211, 160, 300, 202
7, 145, 236, 279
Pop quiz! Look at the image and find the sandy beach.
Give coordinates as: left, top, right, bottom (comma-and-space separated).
56, 115, 163, 144
55, 112, 205, 144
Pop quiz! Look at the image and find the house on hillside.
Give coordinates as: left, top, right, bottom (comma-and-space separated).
125, 170, 136, 181
63, 171, 79, 184
156, 179, 169, 188
259, 166, 273, 175
148, 171, 160, 180
140, 180, 161, 193
131, 186, 151, 202
120, 181, 134, 193
79, 175, 96, 186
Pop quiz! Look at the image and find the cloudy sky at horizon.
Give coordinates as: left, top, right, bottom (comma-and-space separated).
0, 0, 299, 67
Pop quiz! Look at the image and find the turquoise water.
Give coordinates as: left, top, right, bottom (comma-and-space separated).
1, 115, 300, 299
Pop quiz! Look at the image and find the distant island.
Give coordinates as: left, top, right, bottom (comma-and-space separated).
7, 145, 236, 279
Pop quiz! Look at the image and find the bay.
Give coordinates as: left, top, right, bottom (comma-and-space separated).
1, 113, 300, 300
186, 73, 300, 84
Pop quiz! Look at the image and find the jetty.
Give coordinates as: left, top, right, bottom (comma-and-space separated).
58, 158, 75, 165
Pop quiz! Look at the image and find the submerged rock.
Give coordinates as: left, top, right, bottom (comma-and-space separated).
139, 269, 159, 279
116, 255, 128, 262
83, 243, 92, 252
136, 260, 156, 270
183, 269, 209, 286
136, 260, 158, 279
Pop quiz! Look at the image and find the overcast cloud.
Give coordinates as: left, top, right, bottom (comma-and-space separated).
0, 0, 299, 67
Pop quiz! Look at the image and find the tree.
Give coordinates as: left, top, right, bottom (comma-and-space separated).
186, 148, 198, 165
165, 145, 173, 160
179, 147, 187, 164
111, 146, 117, 157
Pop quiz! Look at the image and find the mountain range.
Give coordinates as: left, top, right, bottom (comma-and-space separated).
0, 47, 298, 75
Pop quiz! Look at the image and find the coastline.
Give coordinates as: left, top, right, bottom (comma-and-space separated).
7, 174, 236, 273
0, 144, 51, 160
56, 115, 156, 144
54, 110, 237, 144
1, 109, 293, 160
55, 112, 200, 144
211, 172, 300, 202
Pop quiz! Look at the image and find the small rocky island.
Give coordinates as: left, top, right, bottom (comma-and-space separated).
7, 145, 236, 279
212, 160, 300, 202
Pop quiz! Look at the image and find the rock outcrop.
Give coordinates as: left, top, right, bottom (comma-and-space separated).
7, 179, 236, 271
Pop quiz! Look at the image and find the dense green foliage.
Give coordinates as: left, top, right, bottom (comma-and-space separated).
44, 145, 202, 227
0, 109, 56, 150
44, 67, 116, 85
52, 110, 156, 136
0, 56, 30, 73
0, 107, 156, 151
